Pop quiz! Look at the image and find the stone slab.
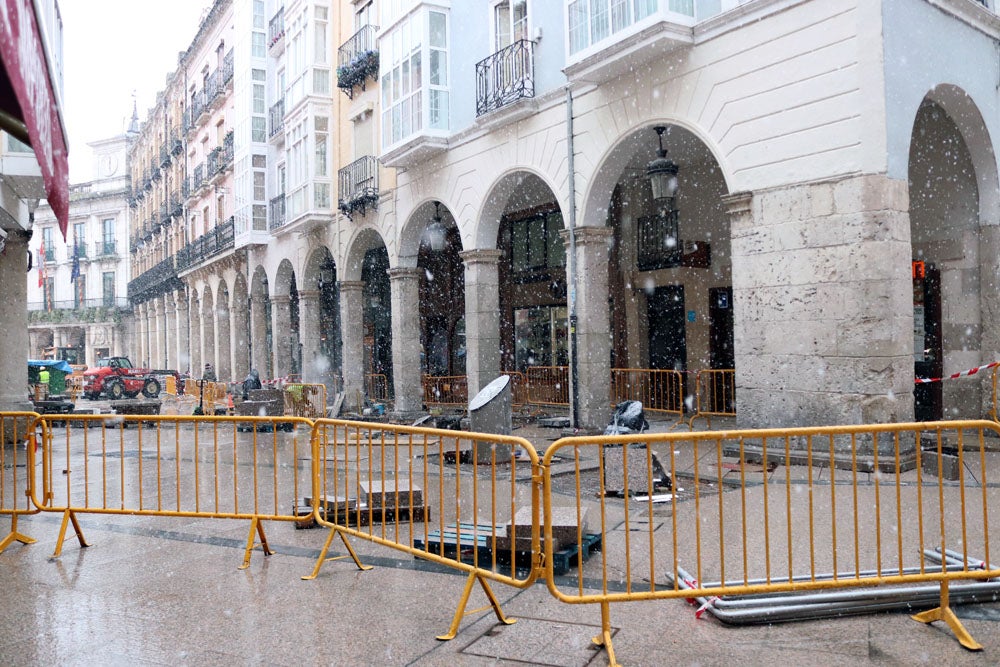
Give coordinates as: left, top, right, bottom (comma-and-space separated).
360, 480, 423, 508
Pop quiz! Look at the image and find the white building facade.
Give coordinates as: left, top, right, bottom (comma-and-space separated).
27, 136, 132, 367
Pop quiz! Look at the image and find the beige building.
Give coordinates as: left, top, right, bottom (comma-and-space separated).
125, 0, 1000, 438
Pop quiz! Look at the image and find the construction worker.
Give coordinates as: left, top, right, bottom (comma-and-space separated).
37, 366, 50, 400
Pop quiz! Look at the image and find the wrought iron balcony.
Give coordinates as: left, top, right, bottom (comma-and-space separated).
170, 190, 183, 217
222, 49, 234, 87
127, 256, 182, 304
191, 163, 205, 193
269, 99, 285, 138
170, 136, 184, 156
338, 156, 380, 219
269, 194, 286, 231
207, 147, 221, 176
222, 130, 234, 169
337, 25, 379, 98
476, 39, 534, 117
159, 144, 171, 168
206, 69, 224, 108
93, 240, 117, 258
158, 203, 169, 226
174, 217, 235, 272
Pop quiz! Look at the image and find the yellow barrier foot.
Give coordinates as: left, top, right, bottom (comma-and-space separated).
436, 572, 515, 641
911, 582, 983, 651
239, 518, 275, 570
0, 516, 37, 554
50, 510, 88, 559
301, 526, 372, 580
589, 602, 620, 667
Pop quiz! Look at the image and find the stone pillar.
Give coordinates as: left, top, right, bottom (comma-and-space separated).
729, 175, 913, 430
980, 224, 1000, 416
164, 296, 176, 370
566, 227, 614, 432
298, 290, 322, 384
201, 292, 216, 375
216, 297, 231, 382
175, 291, 191, 374
250, 294, 269, 380
388, 267, 422, 416
136, 302, 148, 367
155, 297, 168, 368
231, 293, 249, 381
339, 281, 366, 411
461, 249, 502, 398
189, 296, 201, 377
271, 294, 292, 379
0, 230, 33, 411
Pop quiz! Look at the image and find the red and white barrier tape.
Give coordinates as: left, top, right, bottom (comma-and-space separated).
915, 361, 1000, 384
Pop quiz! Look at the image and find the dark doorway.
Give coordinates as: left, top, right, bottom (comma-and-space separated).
914, 264, 942, 421
647, 285, 686, 371
709, 287, 735, 369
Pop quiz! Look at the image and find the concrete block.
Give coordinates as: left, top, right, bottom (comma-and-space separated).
921, 448, 961, 481
360, 480, 423, 509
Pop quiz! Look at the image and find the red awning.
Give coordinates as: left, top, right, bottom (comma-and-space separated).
0, 0, 69, 237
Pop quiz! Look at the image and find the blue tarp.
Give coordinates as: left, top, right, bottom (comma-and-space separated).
27, 359, 74, 374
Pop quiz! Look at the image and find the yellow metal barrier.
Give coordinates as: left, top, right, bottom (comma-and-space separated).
610, 368, 686, 418
525, 366, 569, 407
688, 368, 736, 428
284, 383, 327, 418
504, 371, 527, 409
0, 412, 45, 553
422, 375, 468, 407
304, 418, 540, 641
365, 373, 389, 402
543, 420, 1000, 665
32, 413, 317, 568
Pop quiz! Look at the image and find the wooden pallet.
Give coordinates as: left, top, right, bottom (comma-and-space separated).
413, 522, 602, 575
293, 503, 430, 529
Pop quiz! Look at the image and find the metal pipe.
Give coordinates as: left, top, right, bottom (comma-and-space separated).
565, 86, 579, 429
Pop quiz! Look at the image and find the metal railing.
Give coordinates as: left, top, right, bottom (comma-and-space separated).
175, 217, 235, 272
366, 374, 389, 401
269, 98, 284, 138
422, 375, 468, 407
337, 155, 379, 217
269, 195, 286, 231
543, 420, 1000, 661
268, 7, 284, 48
27, 297, 130, 312
610, 367, 685, 418
688, 368, 736, 428
337, 25, 379, 96
92, 240, 118, 258
475, 39, 534, 117
525, 366, 569, 406
0, 413, 45, 554
127, 255, 182, 303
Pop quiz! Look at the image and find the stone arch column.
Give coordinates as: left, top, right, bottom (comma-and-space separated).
136, 302, 148, 367
388, 267, 422, 415
250, 293, 269, 379
0, 230, 32, 410
339, 281, 365, 411
231, 293, 249, 381
174, 290, 190, 374
271, 294, 292, 379
155, 297, 168, 368
565, 227, 614, 431
460, 249, 502, 398
298, 289, 321, 384
189, 296, 202, 377
164, 296, 176, 370
217, 298, 231, 382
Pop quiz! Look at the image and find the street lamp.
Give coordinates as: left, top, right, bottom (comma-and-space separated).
646, 126, 679, 205
422, 201, 448, 252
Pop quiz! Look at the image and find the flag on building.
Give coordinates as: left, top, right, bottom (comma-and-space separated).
38, 238, 45, 288
70, 242, 80, 283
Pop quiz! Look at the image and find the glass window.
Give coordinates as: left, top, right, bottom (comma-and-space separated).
102, 272, 115, 307
252, 117, 267, 142
253, 82, 265, 114
568, 0, 589, 53
254, 171, 266, 200
313, 68, 330, 94
590, 0, 610, 44
252, 31, 266, 58
253, 0, 264, 29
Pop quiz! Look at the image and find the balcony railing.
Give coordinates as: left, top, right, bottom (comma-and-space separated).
28, 298, 131, 322
476, 39, 534, 117
222, 130, 234, 168
268, 7, 285, 49
158, 203, 169, 226
338, 156, 380, 218
93, 240, 117, 258
269, 99, 285, 138
206, 69, 224, 107
127, 255, 182, 304
222, 49, 234, 87
170, 190, 183, 217
174, 217, 235, 272
269, 194, 286, 231
337, 25, 379, 98
207, 147, 221, 176
191, 163, 205, 193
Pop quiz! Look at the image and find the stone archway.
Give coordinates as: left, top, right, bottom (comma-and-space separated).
273, 259, 300, 379
343, 228, 392, 410
908, 86, 999, 420
249, 267, 272, 380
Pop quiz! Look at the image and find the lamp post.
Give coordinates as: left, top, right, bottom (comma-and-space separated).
422, 201, 448, 252
647, 126, 679, 205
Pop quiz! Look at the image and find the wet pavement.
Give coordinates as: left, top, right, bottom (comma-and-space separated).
3, 415, 1000, 665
